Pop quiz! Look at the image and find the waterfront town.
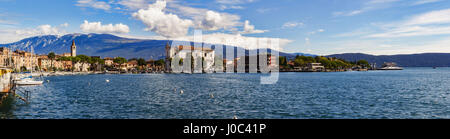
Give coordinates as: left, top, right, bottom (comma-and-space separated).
0, 40, 377, 74
0, 41, 166, 74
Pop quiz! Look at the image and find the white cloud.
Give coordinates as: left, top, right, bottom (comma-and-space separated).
196, 10, 240, 31
412, 0, 443, 5
219, 5, 244, 10
405, 8, 450, 25
215, 0, 256, 10
167, 3, 241, 31
60, 23, 69, 27
308, 29, 326, 35
0, 25, 67, 43
256, 8, 274, 14
240, 20, 267, 34
80, 20, 130, 34
132, 0, 193, 38
117, 0, 156, 10
333, 0, 400, 16
0, 23, 74, 43
76, 0, 111, 10
15, 24, 66, 36
366, 8, 450, 38
282, 22, 304, 28
215, 0, 256, 5
319, 37, 450, 55
0, 19, 17, 25
305, 37, 310, 45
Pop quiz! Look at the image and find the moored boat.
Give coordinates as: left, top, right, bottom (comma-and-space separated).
378, 62, 403, 70
15, 78, 44, 86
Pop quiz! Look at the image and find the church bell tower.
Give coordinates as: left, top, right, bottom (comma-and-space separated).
71, 40, 77, 57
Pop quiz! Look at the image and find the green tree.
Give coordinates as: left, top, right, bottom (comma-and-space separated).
279, 56, 288, 67
137, 58, 146, 66
48, 52, 56, 71
155, 59, 165, 66
293, 58, 305, 67
114, 57, 127, 65
114, 57, 127, 71
357, 60, 371, 69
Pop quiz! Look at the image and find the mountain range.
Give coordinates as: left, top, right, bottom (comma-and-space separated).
327, 53, 450, 67
0, 33, 312, 60
1, 33, 449, 67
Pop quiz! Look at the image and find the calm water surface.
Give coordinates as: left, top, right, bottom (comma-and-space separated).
1, 67, 450, 119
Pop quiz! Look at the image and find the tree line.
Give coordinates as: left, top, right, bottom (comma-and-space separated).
279, 55, 371, 70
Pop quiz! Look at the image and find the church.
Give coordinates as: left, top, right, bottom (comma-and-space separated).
71, 40, 76, 57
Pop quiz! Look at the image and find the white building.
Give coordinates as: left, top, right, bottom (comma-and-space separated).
166, 43, 215, 73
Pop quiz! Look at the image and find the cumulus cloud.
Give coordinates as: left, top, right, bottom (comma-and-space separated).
15, 24, 66, 36
80, 20, 130, 34
0, 24, 68, 43
132, 0, 193, 38
166, 3, 241, 31
240, 20, 268, 34
76, 0, 111, 10
196, 10, 240, 31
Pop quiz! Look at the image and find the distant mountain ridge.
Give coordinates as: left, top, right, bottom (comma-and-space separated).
0, 33, 311, 60
0, 34, 169, 60
327, 53, 450, 67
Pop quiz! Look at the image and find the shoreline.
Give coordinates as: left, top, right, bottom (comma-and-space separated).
16, 67, 443, 77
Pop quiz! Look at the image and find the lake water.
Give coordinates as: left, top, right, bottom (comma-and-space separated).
1, 67, 450, 119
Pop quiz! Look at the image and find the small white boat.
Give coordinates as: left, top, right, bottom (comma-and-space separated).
15, 78, 44, 86
378, 62, 403, 70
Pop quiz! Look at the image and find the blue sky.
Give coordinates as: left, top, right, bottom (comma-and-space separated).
1, 0, 450, 55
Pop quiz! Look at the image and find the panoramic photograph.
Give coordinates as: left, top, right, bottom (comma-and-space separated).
1, 0, 450, 133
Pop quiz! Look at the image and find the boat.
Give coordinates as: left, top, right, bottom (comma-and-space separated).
378, 62, 403, 70
15, 79, 44, 86
15, 45, 44, 86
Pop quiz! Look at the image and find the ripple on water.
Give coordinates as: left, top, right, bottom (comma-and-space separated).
1, 68, 450, 119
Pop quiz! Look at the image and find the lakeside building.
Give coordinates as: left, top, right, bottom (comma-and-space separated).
104, 57, 114, 66
165, 43, 215, 73
145, 60, 164, 72
307, 63, 325, 72
126, 60, 138, 70
0, 48, 39, 71
230, 54, 278, 73
0, 40, 93, 72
